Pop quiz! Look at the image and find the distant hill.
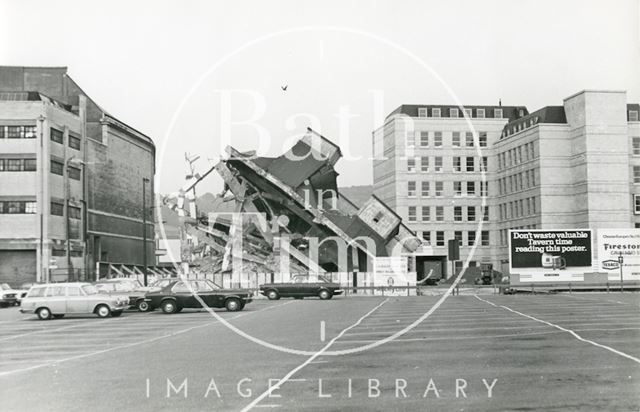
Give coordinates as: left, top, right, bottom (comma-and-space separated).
339, 185, 373, 208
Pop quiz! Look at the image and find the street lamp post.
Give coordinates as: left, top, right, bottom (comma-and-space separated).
142, 177, 150, 286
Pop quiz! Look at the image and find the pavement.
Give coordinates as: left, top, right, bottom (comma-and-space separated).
0, 293, 638, 411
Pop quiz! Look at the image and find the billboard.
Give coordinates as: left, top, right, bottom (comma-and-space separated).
372, 256, 415, 296
509, 229, 593, 282
597, 229, 640, 282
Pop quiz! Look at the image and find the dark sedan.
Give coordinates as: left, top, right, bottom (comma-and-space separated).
259, 275, 343, 300
142, 279, 253, 313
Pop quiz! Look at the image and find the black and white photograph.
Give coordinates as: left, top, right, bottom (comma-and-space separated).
0, 1, 639, 410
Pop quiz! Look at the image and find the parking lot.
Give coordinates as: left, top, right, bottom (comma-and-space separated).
1, 292, 639, 411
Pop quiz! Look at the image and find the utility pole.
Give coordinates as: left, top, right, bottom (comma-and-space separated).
618, 255, 624, 292
142, 177, 150, 286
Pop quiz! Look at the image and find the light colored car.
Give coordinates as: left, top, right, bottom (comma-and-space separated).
20, 282, 129, 320
0, 283, 20, 307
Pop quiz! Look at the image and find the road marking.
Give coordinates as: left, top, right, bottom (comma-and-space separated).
0, 301, 292, 378
241, 298, 389, 412
474, 295, 640, 364
320, 321, 325, 342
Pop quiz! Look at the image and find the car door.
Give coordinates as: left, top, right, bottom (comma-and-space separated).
44, 285, 67, 314
196, 281, 222, 308
171, 281, 199, 308
66, 285, 89, 313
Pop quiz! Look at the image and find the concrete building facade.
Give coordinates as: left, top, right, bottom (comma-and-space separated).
0, 67, 155, 285
373, 90, 639, 280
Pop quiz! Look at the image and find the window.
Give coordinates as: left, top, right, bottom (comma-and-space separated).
418, 108, 427, 117
50, 160, 64, 176
50, 128, 64, 144
468, 230, 476, 246
464, 108, 472, 118
0, 201, 35, 214
421, 181, 430, 197
435, 206, 444, 221
68, 166, 81, 181
634, 195, 640, 215
422, 231, 431, 243
407, 132, 417, 148
481, 231, 490, 246
529, 143, 535, 159
407, 181, 416, 197
630, 111, 639, 122
478, 132, 487, 147
450, 108, 459, 118
68, 205, 81, 219
408, 206, 417, 222
530, 169, 536, 186
453, 156, 462, 172
494, 108, 503, 119
24, 159, 37, 171
420, 156, 429, 172
436, 231, 445, 246
477, 108, 485, 119
432, 108, 441, 118
434, 131, 442, 147
454, 181, 462, 196
51, 202, 64, 216
434, 157, 443, 172
531, 197, 536, 214
373, 212, 384, 223
421, 206, 430, 222
454, 206, 462, 222
466, 181, 476, 196
480, 156, 488, 172
465, 132, 474, 147
466, 156, 474, 172
634, 166, 640, 183
452, 132, 460, 147
7, 126, 20, 138
435, 181, 443, 197
633, 137, 640, 155
467, 206, 476, 222
69, 135, 81, 150
407, 158, 416, 172
7, 159, 22, 171
25, 202, 36, 214
0, 159, 3, 171
483, 206, 489, 222
454, 231, 463, 245
51, 249, 66, 257
420, 131, 429, 147
67, 286, 81, 297
480, 181, 488, 196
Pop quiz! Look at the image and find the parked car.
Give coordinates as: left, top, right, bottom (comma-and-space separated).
259, 275, 343, 300
16, 282, 36, 304
0, 283, 20, 307
94, 278, 147, 310
142, 279, 253, 313
20, 282, 129, 320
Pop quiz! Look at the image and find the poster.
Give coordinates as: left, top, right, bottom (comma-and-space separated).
597, 229, 640, 281
373, 256, 415, 295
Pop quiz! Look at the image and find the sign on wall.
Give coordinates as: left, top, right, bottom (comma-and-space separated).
509, 229, 592, 282
597, 229, 640, 281
373, 256, 415, 295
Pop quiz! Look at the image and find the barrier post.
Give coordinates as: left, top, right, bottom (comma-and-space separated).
569, 283, 572, 294
407, 282, 410, 296
531, 283, 534, 294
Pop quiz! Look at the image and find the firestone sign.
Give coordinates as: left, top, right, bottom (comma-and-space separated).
597, 229, 640, 281
509, 229, 593, 282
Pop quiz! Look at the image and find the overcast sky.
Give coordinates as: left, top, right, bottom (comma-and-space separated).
1, 0, 639, 195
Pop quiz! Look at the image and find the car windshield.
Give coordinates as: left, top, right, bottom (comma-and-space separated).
95, 283, 116, 292
0, 283, 11, 290
82, 285, 99, 295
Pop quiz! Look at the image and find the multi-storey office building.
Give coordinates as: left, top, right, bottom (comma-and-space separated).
373, 104, 528, 280
373, 90, 640, 281
0, 67, 155, 285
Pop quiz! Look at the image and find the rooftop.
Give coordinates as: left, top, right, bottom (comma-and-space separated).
386, 104, 528, 122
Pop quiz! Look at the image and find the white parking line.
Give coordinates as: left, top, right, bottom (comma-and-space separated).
474, 295, 640, 364
241, 298, 389, 412
0, 301, 292, 378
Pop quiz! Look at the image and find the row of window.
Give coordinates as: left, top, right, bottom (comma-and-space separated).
407, 131, 488, 148
417, 107, 510, 119
629, 111, 639, 122
50, 159, 81, 180
499, 226, 538, 246
420, 230, 490, 247
498, 197, 537, 220
0, 200, 36, 214
497, 142, 536, 170
406, 156, 488, 173
51, 249, 83, 257
50, 128, 81, 150
0, 158, 37, 172
0, 125, 37, 139
634, 166, 640, 184
407, 205, 489, 223
497, 170, 536, 195
501, 117, 540, 138
633, 137, 640, 156
407, 181, 489, 197
50, 201, 81, 219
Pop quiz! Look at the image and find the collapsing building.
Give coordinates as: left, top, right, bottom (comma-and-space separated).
166, 128, 421, 278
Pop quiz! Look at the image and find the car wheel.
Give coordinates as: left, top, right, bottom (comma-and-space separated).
161, 300, 177, 314
95, 304, 111, 318
52, 314, 65, 319
111, 310, 123, 317
37, 307, 52, 320
137, 300, 150, 312
318, 289, 332, 300
225, 298, 241, 312
266, 290, 279, 300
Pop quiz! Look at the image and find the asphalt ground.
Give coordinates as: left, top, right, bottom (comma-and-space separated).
0, 292, 638, 411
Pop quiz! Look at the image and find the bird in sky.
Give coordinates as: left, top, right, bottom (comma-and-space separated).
281, 85, 288, 91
